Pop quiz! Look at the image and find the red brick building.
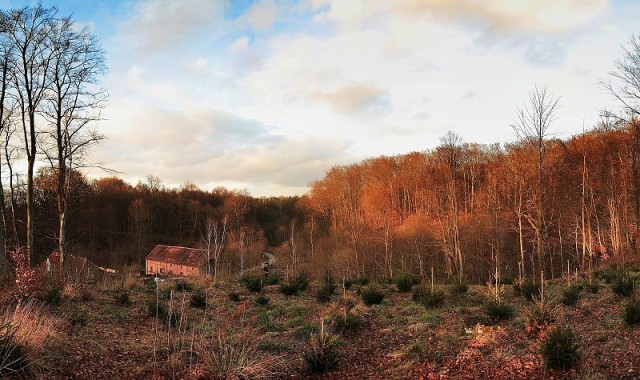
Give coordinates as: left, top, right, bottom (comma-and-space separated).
145, 245, 209, 276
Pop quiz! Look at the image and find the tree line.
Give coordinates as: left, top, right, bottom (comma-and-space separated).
301, 34, 640, 283
1, 4, 640, 287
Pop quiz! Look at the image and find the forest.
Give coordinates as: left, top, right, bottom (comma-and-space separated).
0, 7, 638, 287
4, 4, 640, 379
1, 112, 639, 287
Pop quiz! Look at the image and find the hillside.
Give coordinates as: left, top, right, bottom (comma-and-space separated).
2, 267, 640, 379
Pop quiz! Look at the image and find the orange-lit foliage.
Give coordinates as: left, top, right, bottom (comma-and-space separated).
308, 122, 640, 281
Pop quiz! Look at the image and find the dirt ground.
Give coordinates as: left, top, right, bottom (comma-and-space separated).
17, 274, 640, 379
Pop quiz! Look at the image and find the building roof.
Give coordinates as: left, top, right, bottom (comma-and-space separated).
42, 251, 99, 272
146, 245, 208, 267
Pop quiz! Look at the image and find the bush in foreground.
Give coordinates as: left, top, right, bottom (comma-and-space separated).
561, 284, 582, 306
190, 289, 207, 309
412, 286, 445, 308
514, 279, 541, 301
484, 300, 515, 322
394, 274, 419, 293
624, 297, 640, 325
360, 286, 384, 306
612, 276, 635, 297
240, 276, 263, 293
449, 279, 468, 296
540, 326, 579, 370
316, 276, 337, 303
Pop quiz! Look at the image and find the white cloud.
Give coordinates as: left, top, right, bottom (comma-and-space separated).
189, 57, 209, 71
239, 1, 278, 30
231, 36, 250, 51
121, 0, 225, 53
126, 65, 145, 88
94, 0, 637, 196
310, 83, 389, 114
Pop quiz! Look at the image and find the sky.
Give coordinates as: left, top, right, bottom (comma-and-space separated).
2, 0, 639, 196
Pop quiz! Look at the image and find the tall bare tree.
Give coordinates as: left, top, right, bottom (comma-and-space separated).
0, 36, 14, 273
1, 5, 56, 265
40, 15, 106, 276
436, 131, 464, 281
202, 217, 228, 281
512, 86, 560, 278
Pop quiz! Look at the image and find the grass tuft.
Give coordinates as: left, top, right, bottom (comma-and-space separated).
304, 322, 340, 373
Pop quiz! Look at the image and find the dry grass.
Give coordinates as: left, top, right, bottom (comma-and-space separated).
196, 331, 283, 379
1, 300, 59, 377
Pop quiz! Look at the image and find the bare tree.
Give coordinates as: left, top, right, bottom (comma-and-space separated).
238, 226, 258, 275
436, 131, 464, 282
39, 15, 106, 277
511, 86, 560, 279
1, 5, 57, 265
129, 198, 151, 264
602, 34, 640, 120
202, 217, 228, 281
0, 36, 14, 273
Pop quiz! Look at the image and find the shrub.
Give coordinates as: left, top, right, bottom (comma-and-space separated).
69, 309, 88, 327
174, 281, 194, 292
360, 286, 384, 306
316, 286, 334, 303
146, 298, 166, 317
584, 280, 600, 294
395, 274, 419, 293
560, 284, 582, 306
240, 276, 263, 293
484, 301, 515, 322
113, 291, 131, 306
292, 272, 310, 291
295, 323, 320, 340
263, 275, 281, 286
612, 276, 635, 297
412, 286, 445, 308
255, 295, 270, 306
449, 279, 468, 296
147, 299, 180, 328
316, 276, 337, 303
344, 277, 369, 289
304, 324, 340, 373
540, 326, 580, 370
80, 290, 94, 302
514, 279, 541, 301
595, 268, 621, 284
190, 289, 207, 309
499, 275, 515, 285
525, 297, 556, 337
106, 308, 128, 323
256, 312, 284, 333
279, 282, 300, 296
39, 286, 63, 306
327, 307, 364, 334
623, 297, 640, 325
228, 292, 241, 303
